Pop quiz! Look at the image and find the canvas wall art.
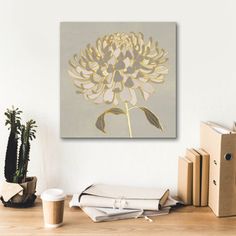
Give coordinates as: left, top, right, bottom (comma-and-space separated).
60, 22, 176, 138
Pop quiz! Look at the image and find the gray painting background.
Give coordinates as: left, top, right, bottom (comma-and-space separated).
60, 22, 176, 138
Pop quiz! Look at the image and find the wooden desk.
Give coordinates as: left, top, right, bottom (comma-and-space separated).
0, 197, 236, 236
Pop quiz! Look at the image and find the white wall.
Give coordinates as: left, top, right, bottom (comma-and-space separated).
0, 0, 236, 194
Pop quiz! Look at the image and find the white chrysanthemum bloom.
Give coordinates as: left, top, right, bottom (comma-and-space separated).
68, 32, 168, 106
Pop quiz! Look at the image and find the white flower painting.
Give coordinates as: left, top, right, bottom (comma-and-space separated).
60, 22, 176, 138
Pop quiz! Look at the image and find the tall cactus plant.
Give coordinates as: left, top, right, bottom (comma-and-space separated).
4, 107, 37, 184
14, 120, 37, 183
4, 107, 22, 182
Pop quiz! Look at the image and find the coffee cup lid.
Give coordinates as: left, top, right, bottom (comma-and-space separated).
41, 188, 66, 201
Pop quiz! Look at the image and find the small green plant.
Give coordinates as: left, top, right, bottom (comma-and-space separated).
4, 107, 37, 184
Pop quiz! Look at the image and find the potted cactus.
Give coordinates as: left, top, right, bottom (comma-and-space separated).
0, 107, 37, 208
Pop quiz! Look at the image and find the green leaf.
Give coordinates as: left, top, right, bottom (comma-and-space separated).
106, 108, 126, 115
95, 108, 126, 133
139, 107, 163, 131
95, 113, 106, 133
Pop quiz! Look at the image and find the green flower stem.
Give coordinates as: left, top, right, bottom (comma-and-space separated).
125, 102, 133, 138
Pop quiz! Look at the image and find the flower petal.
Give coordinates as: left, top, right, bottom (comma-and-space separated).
120, 87, 131, 102
123, 57, 131, 68
93, 94, 104, 104
136, 80, 154, 94
114, 71, 123, 82
91, 73, 102, 83
82, 82, 95, 89
74, 80, 85, 88
124, 77, 134, 88
104, 73, 112, 84
129, 89, 137, 105
156, 65, 168, 74
151, 74, 164, 83
115, 60, 125, 70
103, 88, 114, 103
96, 38, 104, 57
88, 62, 99, 71
68, 70, 83, 80
139, 77, 149, 82
113, 82, 123, 93
113, 94, 119, 105
142, 83, 154, 94
87, 92, 101, 100
107, 64, 114, 73
108, 56, 116, 65
140, 89, 150, 101
76, 66, 93, 75
125, 50, 133, 59
113, 48, 121, 57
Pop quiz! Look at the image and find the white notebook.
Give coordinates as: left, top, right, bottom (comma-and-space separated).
82, 207, 143, 222
79, 184, 169, 210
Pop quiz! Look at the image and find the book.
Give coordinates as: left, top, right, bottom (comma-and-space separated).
78, 184, 169, 210
177, 156, 193, 205
186, 149, 201, 206
82, 207, 143, 222
195, 148, 209, 206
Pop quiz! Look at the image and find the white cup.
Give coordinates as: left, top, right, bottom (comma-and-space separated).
41, 189, 66, 228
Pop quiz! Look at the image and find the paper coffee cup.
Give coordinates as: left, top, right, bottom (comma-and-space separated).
41, 188, 66, 228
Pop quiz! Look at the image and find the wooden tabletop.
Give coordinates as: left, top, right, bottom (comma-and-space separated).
1, 197, 236, 236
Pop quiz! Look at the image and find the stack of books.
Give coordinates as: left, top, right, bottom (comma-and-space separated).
178, 148, 210, 206
70, 184, 182, 222
178, 121, 236, 213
